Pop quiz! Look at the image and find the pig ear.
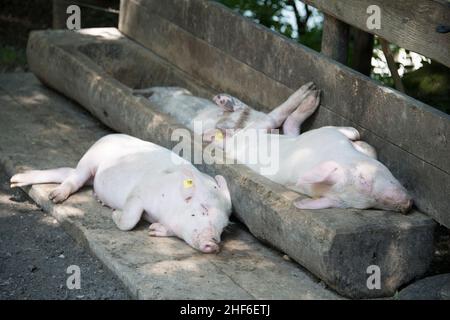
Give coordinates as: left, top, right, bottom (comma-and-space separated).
297, 161, 343, 186
215, 175, 228, 191
215, 175, 231, 202
213, 94, 235, 112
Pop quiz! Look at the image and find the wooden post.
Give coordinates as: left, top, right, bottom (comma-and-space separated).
52, 0, 67, 29
321, 14, 349, 64
351, 28, 374, 76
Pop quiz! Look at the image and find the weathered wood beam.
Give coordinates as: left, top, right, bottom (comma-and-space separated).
52, 0, 67, 29
351, 27, 374, 76
321, 14, 349, 64
302, 0, 450, 68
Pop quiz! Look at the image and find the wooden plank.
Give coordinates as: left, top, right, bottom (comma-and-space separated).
302, 0, 450, 68
351, 28, 374, 76
119, 1, 294, 110
119, 0, 450, 227
321, 14, 349, 64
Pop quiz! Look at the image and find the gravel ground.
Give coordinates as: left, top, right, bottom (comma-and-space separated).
0, 170, 130, 300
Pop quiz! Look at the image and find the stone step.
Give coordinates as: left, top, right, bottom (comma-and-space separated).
0, 72, 341, 300
398, 274, 450, 300
24, 28, 436, 298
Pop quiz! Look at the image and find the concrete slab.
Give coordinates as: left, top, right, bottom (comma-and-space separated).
0, 72, 342, 300
23, 28, 436, 298
398, 274, 450, 300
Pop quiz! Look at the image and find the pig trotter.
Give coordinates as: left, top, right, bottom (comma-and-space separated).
48, 184, 72, 203
112, 197, 143, 231
352, 140, 378, 159
148, 223, 175, 237
335, 127, 361, 141
282, 90, 321, 136
267, 82, 317, 128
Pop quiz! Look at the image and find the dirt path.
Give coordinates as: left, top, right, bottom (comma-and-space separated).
0, 170, 130, 300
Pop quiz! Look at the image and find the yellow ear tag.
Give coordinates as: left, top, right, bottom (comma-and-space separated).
183, 179, 194, 188
215, 130, 224, 141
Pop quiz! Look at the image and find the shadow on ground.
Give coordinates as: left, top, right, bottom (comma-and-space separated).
0, 169, 130, 300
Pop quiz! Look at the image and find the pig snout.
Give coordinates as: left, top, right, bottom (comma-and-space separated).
378, 185, 413, 213
399, 198, 413, 214
196, 229, 221, 254
199, 240, 220, 253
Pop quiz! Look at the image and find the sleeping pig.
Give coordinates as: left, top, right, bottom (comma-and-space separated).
135, 85, 412, 213
134, 82, 320, 138
225, 126, 413, 212
10, 134, 232, 253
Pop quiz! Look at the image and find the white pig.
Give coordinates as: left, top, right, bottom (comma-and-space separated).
224, 126, 412, 212
10, 134, 232, 253
134, 82, 320, 138
136, 85, 412, 212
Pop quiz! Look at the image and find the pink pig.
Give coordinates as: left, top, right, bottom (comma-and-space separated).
226, 126, 413, 212
10, 134, 232, 253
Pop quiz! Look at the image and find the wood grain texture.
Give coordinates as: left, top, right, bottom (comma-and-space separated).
351, 27, 374, 76
321, 14, 349, 64
302, 0, 450, 68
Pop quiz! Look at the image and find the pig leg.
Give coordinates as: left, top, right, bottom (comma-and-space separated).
112, 195, 144, 231
294, 197, 338, 210
10, 167, 75, 188
48, 165, 92, 203
148, 223, 175, 237
282, 90, 321, 136
351, 141, 378, 159
266, 82, 316, 128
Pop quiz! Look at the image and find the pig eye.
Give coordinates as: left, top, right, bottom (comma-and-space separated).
185, 196, 192, 203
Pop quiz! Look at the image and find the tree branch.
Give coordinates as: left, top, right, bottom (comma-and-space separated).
379, 38, 405, 92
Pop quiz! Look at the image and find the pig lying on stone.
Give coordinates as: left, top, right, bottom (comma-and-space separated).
225, 126, 412, 212
136, 85, 412, 213
134, 82, 320, 138
10, 134, 232, 253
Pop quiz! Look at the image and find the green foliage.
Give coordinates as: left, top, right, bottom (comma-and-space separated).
215, 0, 450, 114
403, 61, 450, 114
0, 46, 27, 72
215, 0, 322, 51
217, 0, 291, 31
